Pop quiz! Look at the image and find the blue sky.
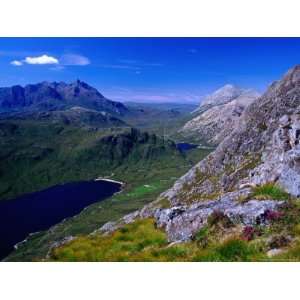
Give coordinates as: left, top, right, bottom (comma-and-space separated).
1, 38, 300, 103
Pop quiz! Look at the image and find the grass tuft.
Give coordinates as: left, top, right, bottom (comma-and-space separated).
252, 183, 290, 200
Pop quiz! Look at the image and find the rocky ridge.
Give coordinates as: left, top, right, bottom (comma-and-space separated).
180, 86, 260, 144
0, 80, 128, 116
194, 84, 245, 113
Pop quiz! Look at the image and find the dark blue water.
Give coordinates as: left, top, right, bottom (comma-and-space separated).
0, 180, 121, 260
176, 142, 198, 151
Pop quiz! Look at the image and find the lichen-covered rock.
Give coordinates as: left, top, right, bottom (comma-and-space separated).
244, 114, 300, 196
99, 188, 283, 243
154, 190, 283, 242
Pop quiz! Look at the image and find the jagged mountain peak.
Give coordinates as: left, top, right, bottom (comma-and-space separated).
0, 80, 127, 115
70, 79, 96, 90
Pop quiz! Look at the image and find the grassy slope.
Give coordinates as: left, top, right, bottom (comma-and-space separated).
3, 119, 211, 261
47, 218, 264, 262
49, 195, 300, 262
37, 181, 300, 262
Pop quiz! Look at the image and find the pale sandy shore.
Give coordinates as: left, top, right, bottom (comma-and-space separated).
94, 177, 125, 186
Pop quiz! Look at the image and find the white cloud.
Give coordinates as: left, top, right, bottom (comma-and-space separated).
8, 53, 90, 69
24, 55, 59, 65
60, 54, 90, 66
10, 60, 23, 66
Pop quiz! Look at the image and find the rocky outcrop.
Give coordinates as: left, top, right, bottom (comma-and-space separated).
98, 188, 283, 242
180, 85, 259, 145
154, 194, 282, 242
241, 114, 300, 197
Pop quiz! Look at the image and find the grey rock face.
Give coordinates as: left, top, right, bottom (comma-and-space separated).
154, 190, 282, 242
195, 84, 245, 112
181, 88, 260, 144
245, 114, 300, 196
99, 188, 282, 242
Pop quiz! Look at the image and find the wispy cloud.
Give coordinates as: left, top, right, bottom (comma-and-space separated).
118, 59, 139, 64
140, 62, 164, 67
49, 65, 65, 71
103, 87, 202, 103
10, 60, 23, 66
101, 64, 140, 70
60, 54, 90, 66
118, 59, 163, 67
98, 59, 164, 71
188, 48, 198, 54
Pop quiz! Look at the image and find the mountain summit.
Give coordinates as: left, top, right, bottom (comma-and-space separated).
198, 84, 244, 109
180, 85, 260, 144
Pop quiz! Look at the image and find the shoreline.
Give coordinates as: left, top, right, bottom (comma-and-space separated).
94, 177, 125, 186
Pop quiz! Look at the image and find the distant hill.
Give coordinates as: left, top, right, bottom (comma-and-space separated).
124, 102, 198, 113
0, 119, 185, 201
1, 106, 128, 129
122, 102, 197, 137
0, 80, 128, 116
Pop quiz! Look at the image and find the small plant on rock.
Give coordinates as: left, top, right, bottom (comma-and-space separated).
242, 226, 256, 241
268, 234, 291, 249
252, 183, 290, 200
242, 226, 262, 241
207, 211, 233, 228
193, 226, 209, 248
264, 209, 284, 222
